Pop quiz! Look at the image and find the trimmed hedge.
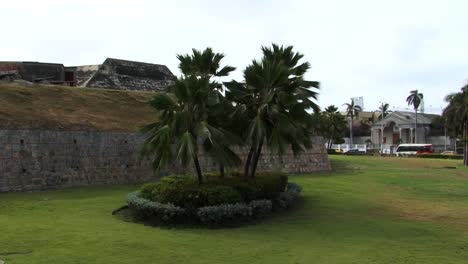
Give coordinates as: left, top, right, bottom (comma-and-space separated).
140, 177, 243, 208
126, 192, 186, 222
197, 199, 274, 224
207, 171, 289, 201
276, 182, 302, 209
249, 199, 274, 217
126, 181, 302, 226
197, 203, 252, 224
413, 154, 463, 160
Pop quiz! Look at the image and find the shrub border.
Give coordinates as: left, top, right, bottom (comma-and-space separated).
126, 191, 186, 221
125, 182, 302, 226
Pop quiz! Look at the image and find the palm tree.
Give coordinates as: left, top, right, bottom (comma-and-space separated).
406, 90, 424, 143
141, 48, 238, 184
175, 48, 239, 177
443, 88, 468, 166
378, 103, 390, 120
343, 100, 362, 146
226, 44, 320, 179
177, 47, 236, 78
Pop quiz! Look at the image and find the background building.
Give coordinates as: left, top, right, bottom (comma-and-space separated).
351, 96, 364, 109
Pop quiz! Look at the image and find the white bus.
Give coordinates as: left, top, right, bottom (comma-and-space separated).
395, 144, 433, 156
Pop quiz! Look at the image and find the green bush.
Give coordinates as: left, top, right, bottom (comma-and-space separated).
198, 185, 242, 206
128, 181, 302, 225
140, 175, 242, 208
126, 192, 186, 221
203, 172, 221, 181
209, 177, 263, 202
276, 182, 303, 209
196, 199, 273, 224
413, 154, 463, 160
140, 182, 160, 201
197, 203, 252, 224
140, 175, 198, 207
140, 172, 289, 210
255, 172, 288, 199
141, 175, 196, 202
209, 171, 288, 201
249, 199, 273, 217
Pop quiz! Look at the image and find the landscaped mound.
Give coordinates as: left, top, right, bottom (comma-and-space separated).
124, 172, 302, 226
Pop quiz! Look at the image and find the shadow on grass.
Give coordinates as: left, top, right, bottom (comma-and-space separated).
0, 184, 141, 201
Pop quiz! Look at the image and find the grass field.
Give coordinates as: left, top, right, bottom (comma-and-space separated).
0, 83, 156, 131
1, 156, 468, 264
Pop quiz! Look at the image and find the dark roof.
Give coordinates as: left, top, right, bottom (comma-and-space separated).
372, 111, 439, 127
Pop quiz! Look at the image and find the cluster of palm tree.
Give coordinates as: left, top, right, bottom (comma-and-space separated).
141, 44, 321, 183
443, 87, 468, 166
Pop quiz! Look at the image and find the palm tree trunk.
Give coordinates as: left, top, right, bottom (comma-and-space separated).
193, 153, 203, 184
250, 138, 264, 179
415, 109, 418, 143
350, 113, 354, 146
244, 145, 256, 180
219, 163, 225, 179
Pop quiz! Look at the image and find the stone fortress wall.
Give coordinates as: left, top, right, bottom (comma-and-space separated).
0, 129, 330, 192
0, 58, 176, 91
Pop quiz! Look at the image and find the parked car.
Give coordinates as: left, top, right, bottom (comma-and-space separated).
395, 144, 433, 156
344, 149, 366, 155
335, 148, 344, 154
441, 151, 455, 155
380, 148, 392, 155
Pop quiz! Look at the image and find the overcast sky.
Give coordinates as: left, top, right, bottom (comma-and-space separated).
1, 0, 467, 113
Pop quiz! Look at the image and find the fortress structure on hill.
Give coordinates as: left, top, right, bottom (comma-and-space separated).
0, 58, 176, 91
0, 58, 331, 192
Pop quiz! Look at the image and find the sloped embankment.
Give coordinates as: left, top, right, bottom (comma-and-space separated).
0, 83, 157, 131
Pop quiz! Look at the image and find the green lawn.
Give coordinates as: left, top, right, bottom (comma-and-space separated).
1, 156, 468, 264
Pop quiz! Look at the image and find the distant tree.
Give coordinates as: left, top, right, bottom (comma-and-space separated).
430, 116, 449, 137
378, 103, 390, 120
443, 88, 468, 166
343, 100, 362, 145
315, 105, 347, 149
354, 120, 372, 137
406, 90, 424, 143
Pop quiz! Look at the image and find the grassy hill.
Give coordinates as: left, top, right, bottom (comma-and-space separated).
0, 83, 157, 131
